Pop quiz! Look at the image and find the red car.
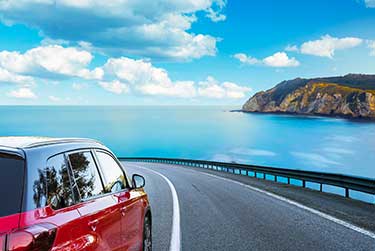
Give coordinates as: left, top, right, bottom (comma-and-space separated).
0, 137, 151, 251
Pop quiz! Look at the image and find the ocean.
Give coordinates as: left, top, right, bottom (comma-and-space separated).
1, 106, 374, 179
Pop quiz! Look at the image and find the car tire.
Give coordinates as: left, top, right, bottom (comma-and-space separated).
143, 215, 152, 251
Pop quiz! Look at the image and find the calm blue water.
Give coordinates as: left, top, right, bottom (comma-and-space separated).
1, 106, 374, 179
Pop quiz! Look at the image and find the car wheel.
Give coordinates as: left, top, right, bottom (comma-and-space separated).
143, 215, 152, 251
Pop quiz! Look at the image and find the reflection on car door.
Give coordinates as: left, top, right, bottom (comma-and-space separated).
95, 150, 144, 250
67, 150, 123, 251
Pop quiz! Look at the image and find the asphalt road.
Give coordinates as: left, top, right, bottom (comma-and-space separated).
122, 161, 375, 251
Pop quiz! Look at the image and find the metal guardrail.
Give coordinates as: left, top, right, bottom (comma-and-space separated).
119, 157, 375, 203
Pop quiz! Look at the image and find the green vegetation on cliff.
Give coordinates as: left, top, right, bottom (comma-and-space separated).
242, 74, 375, 119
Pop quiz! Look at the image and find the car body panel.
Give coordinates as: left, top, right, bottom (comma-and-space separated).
0, 137, 149, 251
0, 214, 20, 233
117, 189, 145, 251
74, 194, 123, 250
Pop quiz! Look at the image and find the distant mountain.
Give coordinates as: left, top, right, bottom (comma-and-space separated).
242, 74, 375, 119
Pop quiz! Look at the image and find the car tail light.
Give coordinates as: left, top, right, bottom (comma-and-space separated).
6, 223, 57, 251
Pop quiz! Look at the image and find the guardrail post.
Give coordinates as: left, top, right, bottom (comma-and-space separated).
345, 188, 349, 198
302, 180, 306, 188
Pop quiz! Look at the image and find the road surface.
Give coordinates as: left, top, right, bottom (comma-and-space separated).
122, 161, 375, 251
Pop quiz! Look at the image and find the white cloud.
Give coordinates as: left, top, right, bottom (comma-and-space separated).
222, 82, 252, 98
102, 58, 250, 98
198, 79, 226, 98
103, 57, 195, 98
365, 0, 375, 8
198, 76, 251, 99
0, 45, 103, 80
98, 80, 129, 94
0, 45, 247, 100
263, 52, 300, 67
103, 57, 171, 87
367, 40, 375, 56
48, 95, 62, 102
285, 45, 299, 52
0, 0, 225, 60
139, 81, 197, 98
233, 53, 259, 65
234, 52, 299, 67
7, 87, 37, 99
206, 0, 227, 22
0, 68, 34, 85
300, 35, 363, 58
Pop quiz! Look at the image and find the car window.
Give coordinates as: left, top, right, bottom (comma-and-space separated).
46, 154, 74, 210
68, 151, 104, 200
0, 153, 24, 217
96, 151, 127, 193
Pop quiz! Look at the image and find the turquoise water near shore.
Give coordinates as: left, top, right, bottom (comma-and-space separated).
1, 106, 374, 179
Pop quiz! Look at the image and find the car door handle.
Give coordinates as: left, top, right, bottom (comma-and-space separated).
88, 219, 99, 231
120, 206, 128, 216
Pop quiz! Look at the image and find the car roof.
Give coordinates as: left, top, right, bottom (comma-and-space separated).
0, 136, 103, 149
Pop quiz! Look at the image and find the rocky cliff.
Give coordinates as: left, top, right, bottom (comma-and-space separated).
242, 74, 375, 119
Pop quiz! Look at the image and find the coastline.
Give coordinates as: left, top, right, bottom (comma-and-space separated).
230, 109, 375, 122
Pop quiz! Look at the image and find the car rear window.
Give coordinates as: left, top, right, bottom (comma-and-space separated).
0, 153, 24, 217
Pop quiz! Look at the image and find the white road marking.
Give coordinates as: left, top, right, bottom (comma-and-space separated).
167, 165, 375, 240
129, 164, 181, 251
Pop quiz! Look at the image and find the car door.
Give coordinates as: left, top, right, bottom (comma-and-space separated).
95, 150, 144, 251
67, 150, 123, 251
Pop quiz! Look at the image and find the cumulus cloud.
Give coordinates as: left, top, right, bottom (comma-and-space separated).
206, 0, 227, 22
198, 76, 251, 98
98, 80, 129, 94
285, 45, 299, 52
7, 87, 37, 99
0, 45, 249, 100
300, 35, 363, 58
0, 45, 103, 80
103, 57, 171, 86
139, 81, 197, 98
0, 68, 34, 85
101, 57, 250, 98
0, 0, 225, 60
234, 52, 300, 67
233, 53, 259, 65
263, 52, 300, 67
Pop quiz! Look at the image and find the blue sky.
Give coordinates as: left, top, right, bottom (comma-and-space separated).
0, 0, 375, 105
